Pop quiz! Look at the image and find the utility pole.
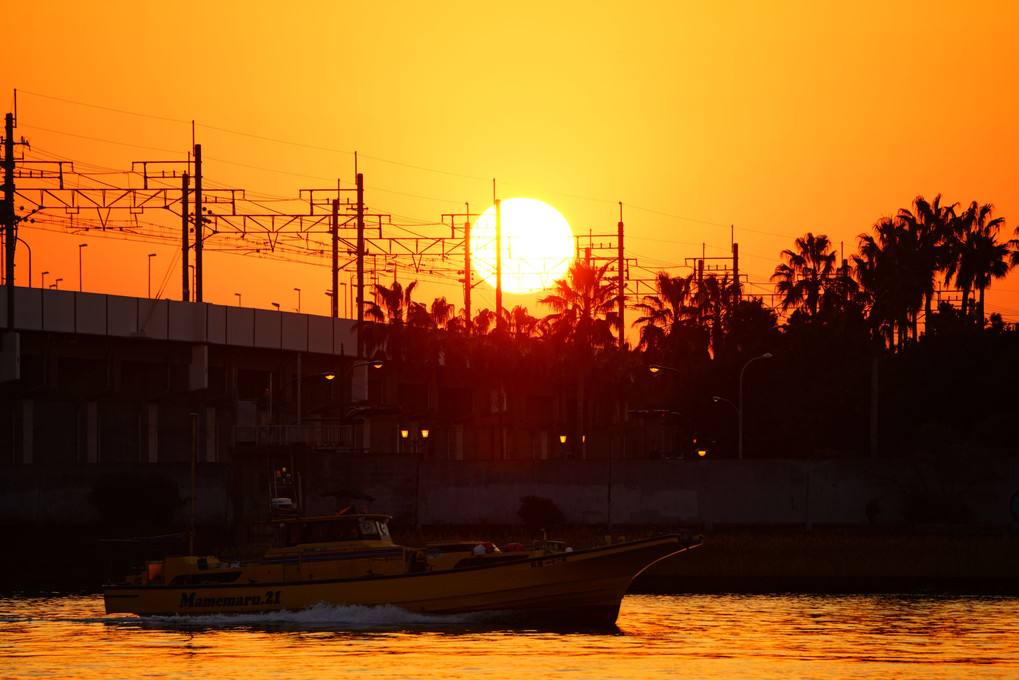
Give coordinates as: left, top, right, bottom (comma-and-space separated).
331, 198, 339, 318
193, 144, 203, 303
3, 113, 15, 330
732, 240, 740, 302
495, 198, 502, 330
356, 173, 364, 352
181, 173, 190, 302
617, 202, 625, 350
463, 205, 471, 326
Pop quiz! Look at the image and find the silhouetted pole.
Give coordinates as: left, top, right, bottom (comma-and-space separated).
181, 173, 190, 302
194, 144, 203, 303
495, 198, 502, 329
356, 173, 365, 352
3, 113, 14, 330
732, 240, 740, 302
463, 204, 471, 326
188, 411, 197, 555
331, 198, 339, 318
738, 352, 772, 459
617, 202, 625, 350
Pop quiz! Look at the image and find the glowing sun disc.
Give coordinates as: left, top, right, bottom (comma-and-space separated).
470, 198, 575, 294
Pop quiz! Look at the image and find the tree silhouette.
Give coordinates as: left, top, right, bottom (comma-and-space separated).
771, 233, 837, 317
539, 258, 619, 349
539, 258, 620, 458
632, 271, 696, 355
896, 194, 958, 335
949, 202, 1011, 324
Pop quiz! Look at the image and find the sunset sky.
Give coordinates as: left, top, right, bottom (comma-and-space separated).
4, 1, 1018, 334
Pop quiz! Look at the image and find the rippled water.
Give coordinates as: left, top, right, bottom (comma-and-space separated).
2, 593, 1017, 679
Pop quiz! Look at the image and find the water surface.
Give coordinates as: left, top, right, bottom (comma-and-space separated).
2, 593, 1016, 679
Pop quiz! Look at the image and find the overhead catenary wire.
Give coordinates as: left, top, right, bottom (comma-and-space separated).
16, 89, 937, 320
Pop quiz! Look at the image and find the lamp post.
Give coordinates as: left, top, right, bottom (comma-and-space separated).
16, 237, 30, 287
234, 292, 241, 307
649, 364, 682, 375
713, 352, 772, 459
296, 370, 337, 426
78, 243, 87, 291
271, 302, 280, 311
294, 287, 301, 313
52, 278, 62, 290
402, 426, 430, 531
339, 359, 383, 420
41, 271, 48, 289
147, 253, 156, 298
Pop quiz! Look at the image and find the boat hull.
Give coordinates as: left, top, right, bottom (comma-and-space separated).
105, 534, 697, 625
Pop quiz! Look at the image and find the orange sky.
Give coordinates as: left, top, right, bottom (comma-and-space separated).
4, 1, 1019, 332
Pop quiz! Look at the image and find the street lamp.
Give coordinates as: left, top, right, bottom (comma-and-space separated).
649, 364, 682, 375
401, 426, 429, 453
52, 278, 62, 290
235, 292, 242, 307
271, 302, 280, 311
402, 426, 430, 531
713, 352, 772, 459
78, 243, 87, 291
16, 237, 31, 287
294, 287, 301, 313
41, 271, 49, 289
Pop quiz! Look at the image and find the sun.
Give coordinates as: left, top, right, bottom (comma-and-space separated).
469, 198, 575, 294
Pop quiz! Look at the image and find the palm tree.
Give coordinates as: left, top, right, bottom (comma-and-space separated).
949, 202, 1010, 324
694, 272, 735, 354
539, 258, 620, 459
771, 233, 837, 317
856, 218, 920, 350
896, 194, 958, 334
539, 258, 619, 349
631, 271, 695, 354
472, 308, 496, 336
364, 278, 418, 326
507, 305, 539, 339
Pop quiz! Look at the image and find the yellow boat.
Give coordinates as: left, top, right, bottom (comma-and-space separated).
104, 511, 700, 626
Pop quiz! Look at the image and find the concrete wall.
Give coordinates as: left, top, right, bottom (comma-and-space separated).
3, 456, 1017, 531
0, 463, 233, 527
409, 458, 1019, 528
0, 286, 357, 354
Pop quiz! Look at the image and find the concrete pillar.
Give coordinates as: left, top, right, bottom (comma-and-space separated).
146, 403, 158, 463
85, 401, 98, 463
19, 397, 32, 464
205, 406, 216, 462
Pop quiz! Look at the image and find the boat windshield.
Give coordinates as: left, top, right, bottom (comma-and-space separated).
358, 518, 390, 540
282, 516, 391, 546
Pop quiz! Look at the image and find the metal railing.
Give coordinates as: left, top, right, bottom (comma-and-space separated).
235, 425, 354, 449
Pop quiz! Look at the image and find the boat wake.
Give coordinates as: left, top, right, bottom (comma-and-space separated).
105, 603, 477, 631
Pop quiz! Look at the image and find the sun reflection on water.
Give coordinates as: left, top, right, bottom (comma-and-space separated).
2, 593, 1017, 680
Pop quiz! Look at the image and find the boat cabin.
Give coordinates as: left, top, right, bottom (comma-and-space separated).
275, 514, 393, 548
